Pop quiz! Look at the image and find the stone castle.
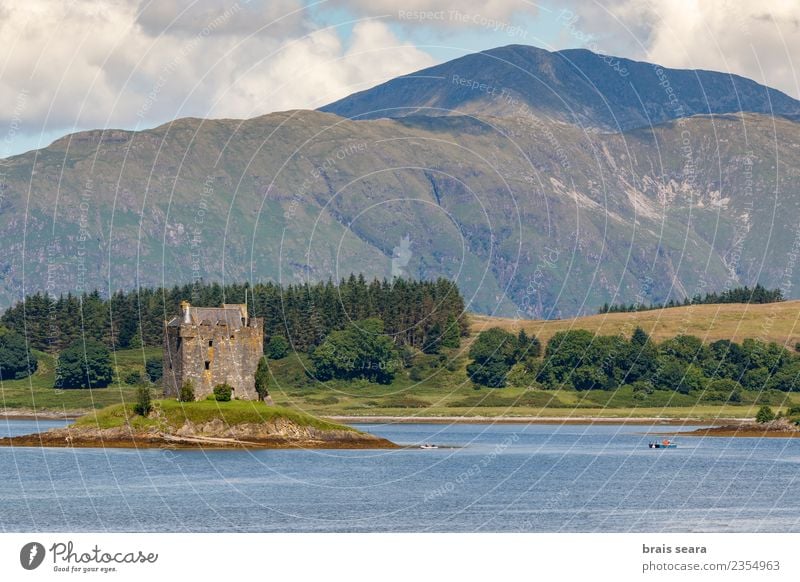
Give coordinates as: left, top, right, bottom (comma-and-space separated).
163, 301, 264, 400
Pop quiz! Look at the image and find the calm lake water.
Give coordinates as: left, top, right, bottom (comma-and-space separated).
1, 418, 799, 532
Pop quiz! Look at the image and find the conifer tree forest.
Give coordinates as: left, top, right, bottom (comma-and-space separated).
0, 276, 468, 355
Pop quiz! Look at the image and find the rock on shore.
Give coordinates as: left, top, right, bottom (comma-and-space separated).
687, 418, 800, 438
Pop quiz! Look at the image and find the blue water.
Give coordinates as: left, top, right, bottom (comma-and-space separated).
1, 419, 799, 532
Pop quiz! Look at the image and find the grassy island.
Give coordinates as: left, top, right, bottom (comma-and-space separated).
0, 399, 396, 449
75, 399, 353, 432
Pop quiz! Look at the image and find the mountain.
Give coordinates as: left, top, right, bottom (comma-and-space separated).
2, 45, 800, 318
321, 44, 800, 130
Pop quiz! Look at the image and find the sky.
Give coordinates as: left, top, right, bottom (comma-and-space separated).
1, 0, 799, 157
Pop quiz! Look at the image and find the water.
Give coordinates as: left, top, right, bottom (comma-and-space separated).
1, 419, 799, 532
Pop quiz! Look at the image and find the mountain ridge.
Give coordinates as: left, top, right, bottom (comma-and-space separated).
321, 44, 800, 130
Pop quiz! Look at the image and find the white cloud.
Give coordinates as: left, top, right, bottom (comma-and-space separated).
0, 0, 434, 156
135, 0, 305, 38
330, 0, 535, 23
563, 0, 800, 98
211, 21, 437, 118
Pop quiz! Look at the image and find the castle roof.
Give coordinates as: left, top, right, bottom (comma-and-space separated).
167, 304, 247, 329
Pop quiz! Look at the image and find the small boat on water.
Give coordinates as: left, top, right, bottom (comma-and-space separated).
648, 439, 677, 449
420, 444, 439, 450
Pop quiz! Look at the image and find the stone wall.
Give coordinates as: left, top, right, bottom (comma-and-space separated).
163, 317, 264, 400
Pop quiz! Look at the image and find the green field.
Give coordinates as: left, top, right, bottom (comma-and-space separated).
266, 351, 799, 420
0, 347, 157, 413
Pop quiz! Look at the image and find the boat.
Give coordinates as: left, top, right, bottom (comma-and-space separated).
420, 444, 439, 449
648, 439, 677, 449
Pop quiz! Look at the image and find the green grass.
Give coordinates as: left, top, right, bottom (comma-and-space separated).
74, 399, 355, 433
0, 347, 159, 412
266, 353, 800, 420
267, 350, 797, 406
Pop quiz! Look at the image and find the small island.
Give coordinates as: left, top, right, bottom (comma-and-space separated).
0, 399, 396, 449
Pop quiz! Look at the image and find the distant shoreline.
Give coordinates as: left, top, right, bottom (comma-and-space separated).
325, 415, 738, 426
1, 410, 80, 421
0, 410, 746, 427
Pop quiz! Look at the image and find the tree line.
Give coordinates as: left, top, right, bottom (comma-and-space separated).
469, 326, 800, 396
0, 275, 467, 355
598, 284, 783, 314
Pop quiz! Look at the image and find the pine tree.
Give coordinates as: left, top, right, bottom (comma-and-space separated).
254, 357, 271, 403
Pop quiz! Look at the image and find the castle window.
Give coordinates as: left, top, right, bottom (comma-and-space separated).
205, 361, 210, 370
208, 340, 213, 347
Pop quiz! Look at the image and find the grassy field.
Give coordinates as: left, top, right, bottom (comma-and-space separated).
4, 302, 800, 420
74, 399, 353, 432
266, 353, 800, 420
0, 347, 159, 412
471, 301, 800, 347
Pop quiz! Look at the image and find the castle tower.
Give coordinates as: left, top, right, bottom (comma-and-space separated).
163, 302, 264, 400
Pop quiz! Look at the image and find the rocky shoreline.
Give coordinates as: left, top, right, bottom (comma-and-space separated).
683, 418, 800, 438
0, 416, 397, 449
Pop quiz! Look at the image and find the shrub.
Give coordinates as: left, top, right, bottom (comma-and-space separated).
466, 327, 519, 387
466, 358, 510, 388
766, 363, 800, 392
741, 367, 770, 390
254, 357, 270, 402
123, 370, 143, 385
134, 385, 152, 416
311, 318, 400, 384
755, 390, 782, 405
0, 329, 38, 381
630, 380, 655, 395
445, 359, 460, 372
703, 378, 742, 403
506, 363, 530, 388
571, 365, 606, 391
213, 383, 233, 402
55, 340, 113, 389
145, 358, 163, 382
409, 367, 425, 382
266, 336, 290, 360
756, 405, 775, 424
305, 395, 340, 405
178, 380, 195, 402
